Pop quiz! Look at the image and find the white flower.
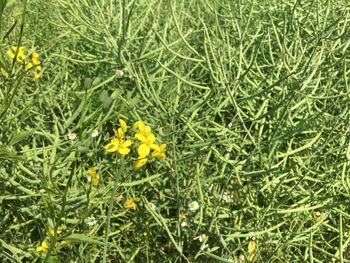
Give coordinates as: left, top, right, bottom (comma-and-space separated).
116, 69, 124, 77
86, 216, 97, 227
90, 129, 99, 138
222, 191, 234, 203
180, 221, 187, 228
194, 234, 207, 242
67, 132, 77, 140
188, 201, 199, 212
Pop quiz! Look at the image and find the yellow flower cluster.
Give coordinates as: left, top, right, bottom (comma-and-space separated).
36, 224, 67, 253
104, 119, 166, 170
2, 46, 42, 79
105, 119, 133, 155
49, 224, 66, 237
88, 167, 100, 186
36, 240, 48, 253
123, 197, 139, 210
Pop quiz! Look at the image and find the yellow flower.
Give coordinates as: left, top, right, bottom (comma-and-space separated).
135, 133, 157, 157
107, 119, 133, 154
123, 197, 139, 210
113, 127, 124, 141
119, 119, 127, 133
33, 65, 42, 79
49, 224, 66, 236
32, 52, 41, 65
152, 144, 166, 160
25, 62, 34, 71
25, 62, 42, 79
6, 46, 26, 63
133, 157, 148, 170
248, 237, 256, 262
113, 119, 128, 141
133, 120, 152, 137
23, 52, 42, 79
105, 138, 132, 155
36, 240, 48, 253
88, 167, 100, 186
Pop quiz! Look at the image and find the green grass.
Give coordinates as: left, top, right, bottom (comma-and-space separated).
1, 0, 350, 262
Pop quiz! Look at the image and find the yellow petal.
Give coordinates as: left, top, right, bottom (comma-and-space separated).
133, 120, 144, 130
135, 133, 146, 142
88, 167, 96, 176
91, 174, 100, 186
152, 144, 160, 152
149, 143, 158, 150
138, 144, 150, 157
118, 147, 130, 155
152, 144, 166, 159
248, 238, 256, 262
6, 49, 15, 59
152, 151, 160, 158
144, 125, 152, 135
146, 133, 156, 144
32, 52, 40, 60
32, 52, 39, 58
15, 47, 26, 62
123, 140, 132, 148
124, 198, 138, 210
133, 158, 148, 170
115, 128, 124, 140
33, 58, 41, 65
17, 54, 26, 62
36, 240, 48, 253
25, 62, 34, 71
119, 119, 127, 132
105, 141, 119, 152
33, 71, 41, 79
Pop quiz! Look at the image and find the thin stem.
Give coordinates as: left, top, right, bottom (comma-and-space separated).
102, 178, 118, 262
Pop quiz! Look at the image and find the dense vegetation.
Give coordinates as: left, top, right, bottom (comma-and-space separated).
0, 0, 349, 262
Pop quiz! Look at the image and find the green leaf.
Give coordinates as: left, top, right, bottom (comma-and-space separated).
99, 90, 112, 109
0, 238, 31, 259
63, 234, 104, 245
0, 0, 7, 18
83, 78, 92, 89
9, 130, 33, 146
92, 77, 101, 86
0, 146, 22, 161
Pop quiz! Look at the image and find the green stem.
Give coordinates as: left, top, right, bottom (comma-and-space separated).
102, 180, 118, 262
44, 155, 76, 262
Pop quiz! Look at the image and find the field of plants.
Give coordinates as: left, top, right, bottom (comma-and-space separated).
0, 0, 349, 262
